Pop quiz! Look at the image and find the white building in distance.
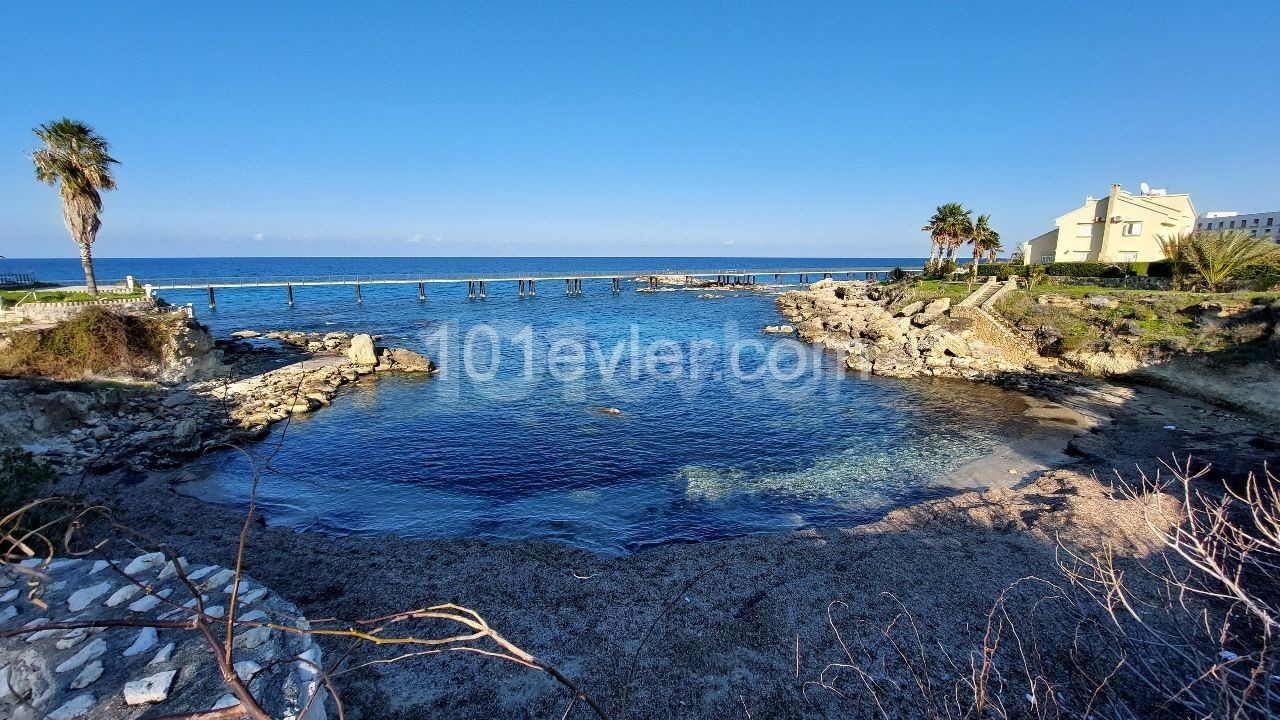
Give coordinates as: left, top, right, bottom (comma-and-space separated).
1197, 209, 1280, 242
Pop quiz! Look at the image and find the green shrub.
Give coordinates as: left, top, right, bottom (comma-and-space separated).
1041, 262, 1117, 277
1232, 263, 1280, 291
1147, 261, 1175, 277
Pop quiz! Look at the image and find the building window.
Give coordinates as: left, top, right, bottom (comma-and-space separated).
1229, 221, 1236, 228
1253, 218, 1260, 225
1041, 255, 1055, 264
1122, 222, 1142, 236
1119, 251, 1139, 262
1252, 230, 1258, 237
1076, 224, 1093, 237
1219, 221, 1225, 228
1268, 217, 1274, 226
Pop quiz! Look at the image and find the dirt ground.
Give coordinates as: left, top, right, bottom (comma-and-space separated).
76, 378, 1278, 719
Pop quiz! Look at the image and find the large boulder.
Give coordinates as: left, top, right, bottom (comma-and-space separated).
895, 300, 925, 318
347, 334, 378, 365
376, 348, 435, 373
912, 298, 951, 327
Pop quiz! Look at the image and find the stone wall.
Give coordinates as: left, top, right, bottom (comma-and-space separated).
1, 298, 158, 324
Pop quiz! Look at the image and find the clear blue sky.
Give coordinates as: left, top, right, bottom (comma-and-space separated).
2, 1, 1276, 259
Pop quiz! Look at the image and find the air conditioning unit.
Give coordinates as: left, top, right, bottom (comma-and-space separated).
1094, 216, 1106, 223
1111, 216, 1123, 222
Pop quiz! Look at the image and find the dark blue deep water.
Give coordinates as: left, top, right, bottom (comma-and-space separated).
8, 257, 1039, 553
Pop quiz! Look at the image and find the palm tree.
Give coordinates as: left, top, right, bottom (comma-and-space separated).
32, 118, 119, 295
922, 203, 973, 271
1157, 231, 1194, 290
984, 237, 1003, 263
1184, 230, 1280, 292
968, 214, 1000, 277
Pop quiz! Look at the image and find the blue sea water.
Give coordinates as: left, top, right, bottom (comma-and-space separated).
6, 257, 1038, 553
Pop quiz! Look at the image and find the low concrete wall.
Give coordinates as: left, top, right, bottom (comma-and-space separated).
1, 298, 157, 324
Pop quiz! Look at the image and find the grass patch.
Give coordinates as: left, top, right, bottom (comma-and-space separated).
1, 289, 145, 307
994, 287, 1280, 357
0, 306, 177, 379
896, 279, 982, 307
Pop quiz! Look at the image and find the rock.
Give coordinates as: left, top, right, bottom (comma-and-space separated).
123, 626, 158, 657
912, 298, 951, 327
895, 300, 925, 317
762, 325, 795, 334
1085, 295, 1119, 309
123, 670, 178, 705
68, 662, 103, 690
55, 638, 107, 673
46, 694, 95, 719
66, 582, 111, 612
377, 348, 435, 373
591, 407, 624, 416
347, 333, 378, 365
230, 330, 261, 339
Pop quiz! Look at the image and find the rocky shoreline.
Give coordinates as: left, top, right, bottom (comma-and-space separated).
1, 329, 434, 476
774, 278, 1034, 380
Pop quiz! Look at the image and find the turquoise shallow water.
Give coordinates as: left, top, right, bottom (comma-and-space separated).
12, 257, 1039, 552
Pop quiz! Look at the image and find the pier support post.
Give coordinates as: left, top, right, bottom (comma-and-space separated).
355, 280, 362, 303
519, 279, 525, 297
207, 286, 216, 309
286, 283, 294, 306
468, 281, 475, 300
823, 273, 831, 280
418, 281, 426, 301
529, 279, 536, 296
566, 278, 572, 295
479, 280, 486, 299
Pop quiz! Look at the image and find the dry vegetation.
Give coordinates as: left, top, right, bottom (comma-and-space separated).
0, 306, 177, 379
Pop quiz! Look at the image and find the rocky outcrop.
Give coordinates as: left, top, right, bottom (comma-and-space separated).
774, 280, 1029, 380
1, 329, 436, 476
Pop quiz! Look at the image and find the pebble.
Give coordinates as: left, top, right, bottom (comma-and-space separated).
234, 626, 272, 650
128, 588, 172, 613
234, 660, 262, 682
104, 584, 142, 607
69, 661, 104, 689
66, 582, 112, 612
123, 669, 178, 705
55, 637, 107, 673
123, 626, 158, 657
149, 642, 176, 665
55, 628, 87, 649
46, 693, 95, 719
123, 552, 166, 575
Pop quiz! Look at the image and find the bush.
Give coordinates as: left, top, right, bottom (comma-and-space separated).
922, 258, 957, 279
1232, 263, 1280, 291
0, 307, 175, 379
1041, 261, 1122, 277
975, 262, 1030, 278
1147, 261, 1175, 277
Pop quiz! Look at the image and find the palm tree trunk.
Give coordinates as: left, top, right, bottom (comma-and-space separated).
80, 240, 98, 295
972, 246, 981, 278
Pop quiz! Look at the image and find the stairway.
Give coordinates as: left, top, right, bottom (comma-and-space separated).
959, 277, 1001, 308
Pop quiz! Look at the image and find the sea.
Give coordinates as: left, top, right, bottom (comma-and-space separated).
5, 256, 1039, 553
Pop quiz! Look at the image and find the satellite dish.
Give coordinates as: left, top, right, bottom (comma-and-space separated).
1140, 182, 1151, 195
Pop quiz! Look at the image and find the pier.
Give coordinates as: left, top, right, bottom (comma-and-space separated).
142, 266, 917, 306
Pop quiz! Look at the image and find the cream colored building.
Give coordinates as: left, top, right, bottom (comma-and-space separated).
1020, 184, 1197, 264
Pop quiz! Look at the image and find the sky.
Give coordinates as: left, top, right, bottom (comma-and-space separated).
1, 1, 1277, 259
